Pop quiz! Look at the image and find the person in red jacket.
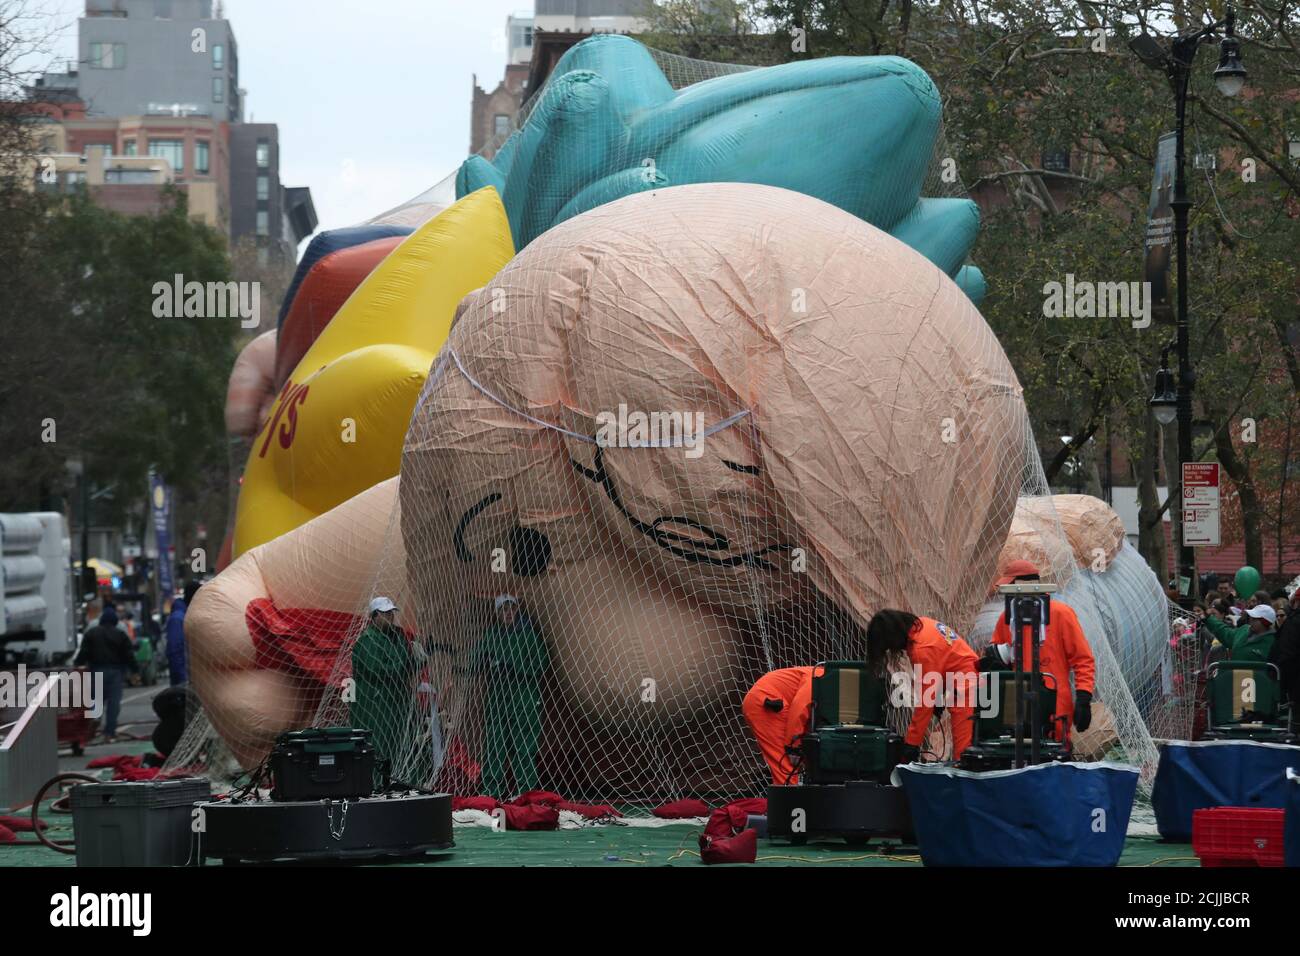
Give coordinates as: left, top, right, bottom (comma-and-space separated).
742, 666, 815, 784
990, 560, 1096, 743
866, 610, 979, 761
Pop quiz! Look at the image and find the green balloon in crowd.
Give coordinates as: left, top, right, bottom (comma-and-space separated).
1233, 565, 1262, 598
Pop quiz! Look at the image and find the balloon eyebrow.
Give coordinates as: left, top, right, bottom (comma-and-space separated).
454, 492, 503, 562
722, 460, 761, 475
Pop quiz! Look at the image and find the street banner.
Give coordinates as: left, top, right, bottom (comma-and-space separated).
1182, 462, 1221, 547
1145, 132, 1176, 323
149, 474, 175, 599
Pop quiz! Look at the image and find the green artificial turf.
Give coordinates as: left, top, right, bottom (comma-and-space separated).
1, 805, 1199, 868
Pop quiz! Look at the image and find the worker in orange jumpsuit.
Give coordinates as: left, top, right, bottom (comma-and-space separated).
866, 609, 980, 761
990, 560, 1096, 743
742, 666, 815, 784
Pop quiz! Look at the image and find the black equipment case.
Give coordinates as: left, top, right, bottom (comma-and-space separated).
270, 728, 375, 802
196, 793, 454, 864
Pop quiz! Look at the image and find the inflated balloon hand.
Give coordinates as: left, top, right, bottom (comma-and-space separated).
457, 34, 985, 302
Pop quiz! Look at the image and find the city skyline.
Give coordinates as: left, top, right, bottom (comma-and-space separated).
28, 0, 543, 239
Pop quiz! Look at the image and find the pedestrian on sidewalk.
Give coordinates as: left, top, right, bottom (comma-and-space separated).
75, 607, 138, 741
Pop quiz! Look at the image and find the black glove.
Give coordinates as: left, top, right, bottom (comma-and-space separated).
977, 642, 1003, 671
900, 743, 921, 764
762, 697, 784, 712
1073, 690, 1092, 732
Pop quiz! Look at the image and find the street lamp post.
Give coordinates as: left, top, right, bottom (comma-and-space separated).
1132, 6, 1247, 602
65, 458, 90, 599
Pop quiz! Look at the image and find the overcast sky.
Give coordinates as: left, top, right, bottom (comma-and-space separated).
33, 0, 533, 234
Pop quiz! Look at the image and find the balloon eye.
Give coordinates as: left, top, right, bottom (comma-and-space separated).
509, 526, 552, 577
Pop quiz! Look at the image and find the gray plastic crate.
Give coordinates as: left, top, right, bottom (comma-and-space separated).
70, 777, 211, 867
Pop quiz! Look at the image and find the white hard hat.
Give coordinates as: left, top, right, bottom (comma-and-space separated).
494, 594, 518, 611
368, 596, 397, 614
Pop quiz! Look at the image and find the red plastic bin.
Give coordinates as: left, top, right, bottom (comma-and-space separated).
1192, 807, 1286, 867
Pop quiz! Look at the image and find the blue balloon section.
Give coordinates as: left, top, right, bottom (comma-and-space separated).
894, 761, 1138, 866
1152, 740, 1300, 841
276, 224, 413, 332
459, 34, 983, 300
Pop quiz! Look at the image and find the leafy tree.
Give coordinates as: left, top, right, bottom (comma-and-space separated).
0, 186, 238, 549
1, 3, 239, 569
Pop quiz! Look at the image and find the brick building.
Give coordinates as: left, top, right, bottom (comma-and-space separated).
24, 1, 314, 255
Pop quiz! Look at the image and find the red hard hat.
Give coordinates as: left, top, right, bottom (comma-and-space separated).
995, 559, 1042, 587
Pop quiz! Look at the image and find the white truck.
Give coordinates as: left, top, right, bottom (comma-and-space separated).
0, 513, 76, 666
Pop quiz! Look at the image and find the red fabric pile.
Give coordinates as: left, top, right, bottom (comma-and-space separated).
503, 804, 560, 830
0, 813, 48, 845
451, 796, 499, 813
556, 800, 618, 820
652, 798, 710, 819
699, 797, 767, 865
85, 754, 162, 781
450, 790, 619, 829
0, 814, 46, 832
117, 766, 161, 781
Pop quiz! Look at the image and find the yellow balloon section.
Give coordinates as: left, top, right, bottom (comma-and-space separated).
233, 187, 515, 556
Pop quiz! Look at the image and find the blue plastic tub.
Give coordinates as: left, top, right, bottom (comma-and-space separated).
892, 760, 1138, 866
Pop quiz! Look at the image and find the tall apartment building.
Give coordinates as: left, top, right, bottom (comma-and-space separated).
78, 0, 241, 123
43, 111, 228, 229
507, 12, 535, 66
532, 0, 647, 33
27, 1, 314, 256
229, 124, 317, 264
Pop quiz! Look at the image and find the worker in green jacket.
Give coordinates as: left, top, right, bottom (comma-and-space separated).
351, 596, 425, 785
1205, 603, 1278, 664
469, 594, 550, 798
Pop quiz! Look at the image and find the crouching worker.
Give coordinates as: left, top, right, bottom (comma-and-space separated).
990, 561, 1096, 743
742, 667, 814, 784
867, 610, 979, 762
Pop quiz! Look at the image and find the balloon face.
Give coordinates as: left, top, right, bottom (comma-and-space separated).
401, 183, 1027, 739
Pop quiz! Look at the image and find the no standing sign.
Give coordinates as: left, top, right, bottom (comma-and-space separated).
1182, 462, 1221, 548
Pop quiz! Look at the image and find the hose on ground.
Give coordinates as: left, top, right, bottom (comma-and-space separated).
25, 772, 100, 853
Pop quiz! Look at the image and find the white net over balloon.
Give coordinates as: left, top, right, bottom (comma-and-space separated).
170, 39, 1190, 817
307, 183, 1171, 810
